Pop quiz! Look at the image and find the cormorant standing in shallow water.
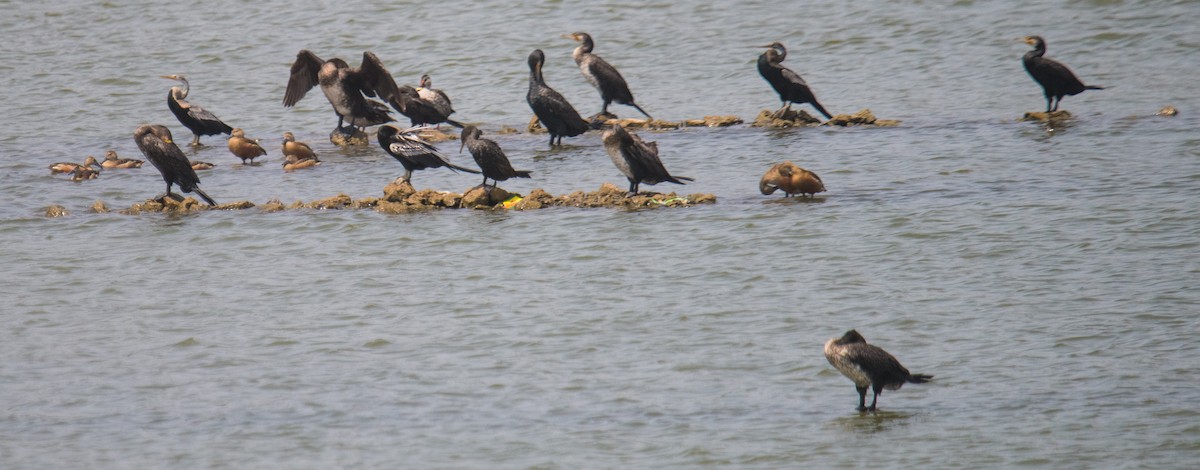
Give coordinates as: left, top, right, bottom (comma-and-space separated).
283, 50, 397, 132
602, 123, 692, 195
161, 75, 234, 146
376, 125, 479, 184
134, 124, 216, 205
757, 42, 832, 120
1022, 36, 1103, 112
460, 125, 532, 188
564, 32, 652, 119
227, 128, 267, 165
526, 49, 590, 147
759, 161, 825, 198
824, 330, 932, 412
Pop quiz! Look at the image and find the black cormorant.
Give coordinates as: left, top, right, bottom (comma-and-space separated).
459, 125, 532, 188
824, 330, 932, 412
283, 50, 397, 132
526, 49, 590, 147
564, 32, 652, 119
134, 124, 216, 205
101, 150, 144, 169
759, 161, 825, 197
757, 42, 833, 120
376, 125, 479, 184
392, 85, 463, 128
227, 128, 267, 165
416, 74, 455, 127
161, 75, 234, 146
601, 123, 692, 195
1022, 36, 1104, 112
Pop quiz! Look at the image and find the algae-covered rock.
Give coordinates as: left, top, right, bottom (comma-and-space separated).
330, 127, 370, 146
826, 109, 877, 126
752, 108, 822, 128
45, 205, 68, 217
260, 199, 286, 213
1021, 110, 1072, 122
684, 115, 744, 127
307, 194, 353, 209
90, 201, 109, 214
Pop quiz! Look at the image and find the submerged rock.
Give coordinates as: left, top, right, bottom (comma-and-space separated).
751, 108, 822, 128
825, 109, 901, 127
462, 185, 516, 208
90, 201, 109, 214
260, 199, 287, 213
1021, 110, 1072, 122
45, 205, 68, 217
1157, 106, 1178, 117
526, 116, 546, 134
683, 115, 744, 127
306, 194, 353, 210
330, 127, 370, 146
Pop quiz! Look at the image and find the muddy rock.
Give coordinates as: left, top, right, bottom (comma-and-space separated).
215, 201, 255, 211
45, 205, 68, 217
495, 126, 521, 135
416, 128, 457, 143
527, 116, 546, 134
90, 201, 109, 214
383, 179, 417, 202
260, 199, 286, 213
307, 194, 353, 210
1157, 106, 1178, 117
1022, 110, 1072, 122
684, 115, 744, 127
330, 127, 370, 146
462, 186, 516, 208
752, 108, 822, 128
352, 197, 381, 209
512, 189, 554, 210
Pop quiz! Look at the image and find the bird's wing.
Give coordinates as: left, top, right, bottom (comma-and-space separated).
780, 66, 810, 87
388, 131, 444, 159
284, 50, 323, 106
356, 51, 401, 102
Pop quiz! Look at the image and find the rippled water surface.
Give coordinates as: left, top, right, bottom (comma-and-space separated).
2, 0, 1198, 467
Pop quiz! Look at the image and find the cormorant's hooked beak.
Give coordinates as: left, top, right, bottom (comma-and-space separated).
561, 33, 579, 41
459, 139, 465, 154
159, 75, 179, 81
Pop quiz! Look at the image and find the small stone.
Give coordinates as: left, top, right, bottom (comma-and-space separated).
330, 127, 370, 146
1157, 106, 1178, 117
462, 186, 514, 208
90, 201, 109, 213
45, 205, 68, 217
383, 179, 416, 202
527, 116, 546, 134
1021, 110, 1072, 122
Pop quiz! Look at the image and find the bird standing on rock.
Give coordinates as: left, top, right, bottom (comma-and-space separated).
281, 132, 318, 161
227, 128, 267, 165
134, 124, 216, 205
564, 32, 652, 120
283, 50, 398, 133
824, 330, 932, 412
377, 125, 479, 185
526, 49, 591, 148
1021, 35, 1103, 112
460, 125, 531, 188
601, 123, 692, 195
759, 161, 824, 198
161, 74, 234, 146
757, 42, 833, 120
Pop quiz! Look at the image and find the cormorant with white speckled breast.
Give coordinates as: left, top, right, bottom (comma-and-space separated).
824, 329, 931, 412
564, 32, 651, 119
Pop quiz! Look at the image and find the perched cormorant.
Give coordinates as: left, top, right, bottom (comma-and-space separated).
49, 156, 101, 175
134, 124, 216, 206
459, 125, 532, 188
757, 42, 833, 120
601, 123, 693, 195
416, 74, 456, 127
824, 330, 932, 412
100, 150, 144, 169
526, 49, 590, 147
1022, 36, 1104, 112
282, 154, 321, 171
283, 50, 397, 132
281, 132, 318, 161
160, 75, 234, 146
564, 32, 652, 119
376, 125, 480, 184
759, 161, 825, 197
392, 85, 463, 128
227, 128, 267, 165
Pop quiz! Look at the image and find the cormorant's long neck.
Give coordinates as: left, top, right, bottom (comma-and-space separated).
529, 61, 545, 86
1028, 42, 1046, 59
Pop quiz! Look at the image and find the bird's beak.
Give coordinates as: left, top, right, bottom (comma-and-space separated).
162, 137, 173, 144
159, 75, 176, 80
561, 33, 576, 40
459, 140, 465, 154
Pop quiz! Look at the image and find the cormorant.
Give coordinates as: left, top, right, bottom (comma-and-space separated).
601, 123, 692, 195
824, 330, 932, 412
101, 150, 144, 169
415, 74, 456, 128
134, 124, 216, 205
281, 132, 318, 161
161, 75, 234, 146
376, 125, 480, 184
759, 161, 825, 197
282, 154, 321, 171
459, 125, 532, 188
1022, 36, 1104, 112
564, 32, 652, 119
283, 50, 397, 132
526, 49, 590, 147
392, 85, 463, 128
227, 128, 267, 165
757, 42, 833, 120
49, 156, 101, 175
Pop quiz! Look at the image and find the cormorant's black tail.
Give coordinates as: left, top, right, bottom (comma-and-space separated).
444, 118, 465, 129
447, 162, 482, 174
908, 374, 933, 384
192, 187, 217, 206
669, 176, 695, 185
630, 102, 652, 120
514, 170, 533, 178
1085, 85, 1104, 90
811, 101, 834, 120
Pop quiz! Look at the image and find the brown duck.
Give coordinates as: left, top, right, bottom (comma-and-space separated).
281, 132, 318, 161
50, 156, 101, 175
100, 150, 144, 169
227, 128, 267, 164
759, 161, 825, 198
282, 154, 321, 171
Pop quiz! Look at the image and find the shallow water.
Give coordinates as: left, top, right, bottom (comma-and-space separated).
2, 0, 1199, 468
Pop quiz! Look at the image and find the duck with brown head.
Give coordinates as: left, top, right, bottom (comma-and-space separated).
759, 161, 824, 198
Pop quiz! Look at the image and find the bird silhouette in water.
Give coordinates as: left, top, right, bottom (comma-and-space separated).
1021, 35, 1103, 112
824, 329, 932, 412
